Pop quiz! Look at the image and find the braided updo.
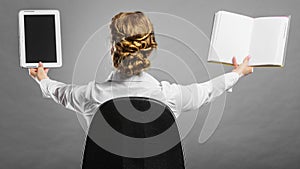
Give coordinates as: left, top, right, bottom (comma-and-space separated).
110, 11, 157, 77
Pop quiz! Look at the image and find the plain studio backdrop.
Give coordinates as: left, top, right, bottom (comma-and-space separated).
0, 0, 300, 168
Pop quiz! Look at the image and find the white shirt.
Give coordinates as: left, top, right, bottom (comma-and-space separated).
38, 70, 241, 126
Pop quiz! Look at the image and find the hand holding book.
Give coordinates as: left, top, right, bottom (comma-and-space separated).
232, 56, 254, 76
227, 55, 253, 92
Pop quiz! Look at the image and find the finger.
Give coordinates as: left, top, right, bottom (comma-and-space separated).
30, 68, 38, 72
38, 61, 45, 72
44, 68, 49, 74
29, 68, 37, 73
29, 69, 37, 76
38, 61, 44, 68
232, 56, 238, 68
28, 69, 33, 76
243, 55, 251, 64
246, 67, 254, 75
247, 55, 251, 60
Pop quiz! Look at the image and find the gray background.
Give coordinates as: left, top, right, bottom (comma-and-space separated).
1, 0, 300, 168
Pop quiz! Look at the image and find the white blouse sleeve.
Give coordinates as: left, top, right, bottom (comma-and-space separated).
39, 78, 99, 115
161, 72, 241, 115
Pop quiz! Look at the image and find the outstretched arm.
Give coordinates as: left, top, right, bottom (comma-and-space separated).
161, 56, 253, 114
29, 62, 99, 115
195, 56, 254, 105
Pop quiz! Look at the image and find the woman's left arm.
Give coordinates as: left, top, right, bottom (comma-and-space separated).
161, 56, 253, 114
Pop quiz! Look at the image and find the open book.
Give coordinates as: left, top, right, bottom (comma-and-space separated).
208, 11, 291, 67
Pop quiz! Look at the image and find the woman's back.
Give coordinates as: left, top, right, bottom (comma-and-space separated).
28, 10, 253, 169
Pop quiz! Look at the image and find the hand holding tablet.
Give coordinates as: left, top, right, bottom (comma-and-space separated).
19, 9, 62, 68
29, 62, 49, 83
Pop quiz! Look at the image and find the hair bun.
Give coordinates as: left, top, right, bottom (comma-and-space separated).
118, 52, 151, 77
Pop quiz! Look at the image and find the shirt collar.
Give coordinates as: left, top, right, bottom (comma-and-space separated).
105, 69, 160, 85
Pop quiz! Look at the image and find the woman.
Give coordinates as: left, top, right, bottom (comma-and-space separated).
29, 11, 253, 126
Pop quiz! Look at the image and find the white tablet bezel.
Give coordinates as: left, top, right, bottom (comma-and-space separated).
19, 9, 62, 68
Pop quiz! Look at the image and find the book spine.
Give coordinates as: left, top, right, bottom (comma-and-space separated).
281, 16, 291, 67
208, 12, 222, 61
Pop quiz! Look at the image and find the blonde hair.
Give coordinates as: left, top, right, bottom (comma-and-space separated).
110, 11, 157, 77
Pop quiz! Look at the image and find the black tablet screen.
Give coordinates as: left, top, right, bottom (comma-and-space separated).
24, 15, 57, 63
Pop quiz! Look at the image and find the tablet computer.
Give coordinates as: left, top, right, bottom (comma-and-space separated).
19, 10, 62, 68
